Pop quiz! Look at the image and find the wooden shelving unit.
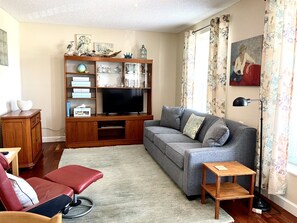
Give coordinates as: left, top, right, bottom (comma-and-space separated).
64, 56, 153, 148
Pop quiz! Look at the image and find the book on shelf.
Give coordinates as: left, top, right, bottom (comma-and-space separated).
72, 92, 92, 98
66, 101, 71, 117
72, 76, 90, 82
71, 81, 91, 87
73, 88, 90, 93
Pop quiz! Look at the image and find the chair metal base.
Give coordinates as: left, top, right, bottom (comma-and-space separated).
62, 195, 94, 219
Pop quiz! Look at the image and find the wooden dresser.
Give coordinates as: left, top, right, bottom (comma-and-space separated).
1, 109, 42, 168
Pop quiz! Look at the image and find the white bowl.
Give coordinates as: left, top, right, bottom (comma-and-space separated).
17, 100, 33, 111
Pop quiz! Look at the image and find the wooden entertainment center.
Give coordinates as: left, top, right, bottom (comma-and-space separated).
64, 55, 153, 147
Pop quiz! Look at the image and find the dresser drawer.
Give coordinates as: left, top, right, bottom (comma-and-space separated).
30, 113, 41, 127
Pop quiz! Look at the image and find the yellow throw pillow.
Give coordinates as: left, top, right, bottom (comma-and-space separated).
183, 114, 205, 139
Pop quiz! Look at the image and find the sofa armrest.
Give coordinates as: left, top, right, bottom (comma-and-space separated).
182, 126, 256, 196
144, 120, 160, 127
182, 147, 236, 196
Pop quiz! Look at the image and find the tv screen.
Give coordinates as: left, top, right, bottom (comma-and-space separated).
102, 89, 144, 114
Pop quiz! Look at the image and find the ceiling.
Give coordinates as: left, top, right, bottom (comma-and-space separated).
0, 0, 240, 33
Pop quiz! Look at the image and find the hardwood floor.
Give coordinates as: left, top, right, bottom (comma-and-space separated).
20, 142, 297, 223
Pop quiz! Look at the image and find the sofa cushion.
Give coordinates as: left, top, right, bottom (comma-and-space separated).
144, 126, 181, 141
202, 118, 230, 147
154, 134, 195, 154
160, 106, 184, 130
166, 143, 202, 169
183, 114, 205, 139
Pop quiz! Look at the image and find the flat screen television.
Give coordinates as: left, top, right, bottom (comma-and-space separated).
102, 89, 144, 114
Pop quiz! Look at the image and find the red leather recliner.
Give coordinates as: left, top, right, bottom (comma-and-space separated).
0, 153, 72, 217
0, 152, 103, 219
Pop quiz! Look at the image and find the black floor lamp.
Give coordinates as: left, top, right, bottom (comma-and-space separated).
233, 97, 271, 212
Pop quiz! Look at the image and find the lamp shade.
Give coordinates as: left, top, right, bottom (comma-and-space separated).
232, 97, 250, 106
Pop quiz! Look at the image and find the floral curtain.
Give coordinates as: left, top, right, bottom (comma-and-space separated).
261, 0, 297, 195
206, 15, 230, 117
181, 31, 196, 108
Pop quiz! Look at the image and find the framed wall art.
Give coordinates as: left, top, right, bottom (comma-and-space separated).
230, 35, 263, 86
0, 29, 8, 66
75, 34, 92, 54
94, 42, 114, 56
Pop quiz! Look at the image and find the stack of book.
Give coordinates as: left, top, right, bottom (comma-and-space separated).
71, 76, 91, 87
72, 88, 91, 98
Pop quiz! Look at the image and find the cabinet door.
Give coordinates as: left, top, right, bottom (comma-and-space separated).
2, 121, 26, 165
66, 121, 98, 143
31, 122, 42, 161
125, 120, 144, 141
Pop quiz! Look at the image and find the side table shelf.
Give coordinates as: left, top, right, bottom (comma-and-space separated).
201, 161, 256, 219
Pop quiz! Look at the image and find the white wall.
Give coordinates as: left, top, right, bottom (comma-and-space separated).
0, 8, 21, 146
19, 23, 177, 140
176, 0, 297, 216
0, 8, 21, 115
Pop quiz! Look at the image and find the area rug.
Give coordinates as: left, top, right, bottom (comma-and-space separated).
59, 145, 234, 223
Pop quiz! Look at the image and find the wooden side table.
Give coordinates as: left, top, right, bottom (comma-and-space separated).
0, 147, 21, 176
1, 109, 42, 168
201, 161, 256, 219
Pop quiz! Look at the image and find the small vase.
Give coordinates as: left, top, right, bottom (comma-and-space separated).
140, 45, 147, 59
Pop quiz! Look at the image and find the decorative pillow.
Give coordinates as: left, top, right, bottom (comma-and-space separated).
6, 173, 39, 208
160, 106, 184, 130
183, 114, 205, 139
202, 118, 230, 147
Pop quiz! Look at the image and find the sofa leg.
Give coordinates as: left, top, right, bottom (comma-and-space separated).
186, 195, 199, 201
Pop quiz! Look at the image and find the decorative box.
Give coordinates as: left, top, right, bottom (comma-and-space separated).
73, 107, 91, 117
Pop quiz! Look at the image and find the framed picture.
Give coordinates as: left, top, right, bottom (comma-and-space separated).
0, 29, 8, 66
230, 35, 263, 86
75, 34, 92, 54
73, 107, 91, 117
94, 42, 114, 56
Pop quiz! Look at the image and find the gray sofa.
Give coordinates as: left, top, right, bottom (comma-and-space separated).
143, 107, 256, 197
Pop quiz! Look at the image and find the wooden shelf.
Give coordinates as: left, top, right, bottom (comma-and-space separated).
66, 72, 96, 75
64, 55, 153, 64
97, 86, 151, 90
202, 182, 253, 201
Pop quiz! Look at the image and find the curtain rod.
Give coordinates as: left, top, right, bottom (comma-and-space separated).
192, 24, 210, 34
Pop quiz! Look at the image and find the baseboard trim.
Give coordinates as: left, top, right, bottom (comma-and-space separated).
268, 194, 297, 217
42, 136, 66, 143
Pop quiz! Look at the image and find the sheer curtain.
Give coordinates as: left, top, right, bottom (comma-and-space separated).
260, 0, 297, 195
181, 30, 210, 111
206, 15, 230, 117
181, 31, 196, 108
181, 15, 229, 113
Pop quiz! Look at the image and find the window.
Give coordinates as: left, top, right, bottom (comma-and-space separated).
192, 30, 210, 113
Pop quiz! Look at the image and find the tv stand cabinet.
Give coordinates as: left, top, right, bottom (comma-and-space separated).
64, 56, 153, 148
65, 114, 153, 148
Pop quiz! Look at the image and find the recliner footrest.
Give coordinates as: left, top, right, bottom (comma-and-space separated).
43, 164, 103, 218
44, 165, 103, 194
